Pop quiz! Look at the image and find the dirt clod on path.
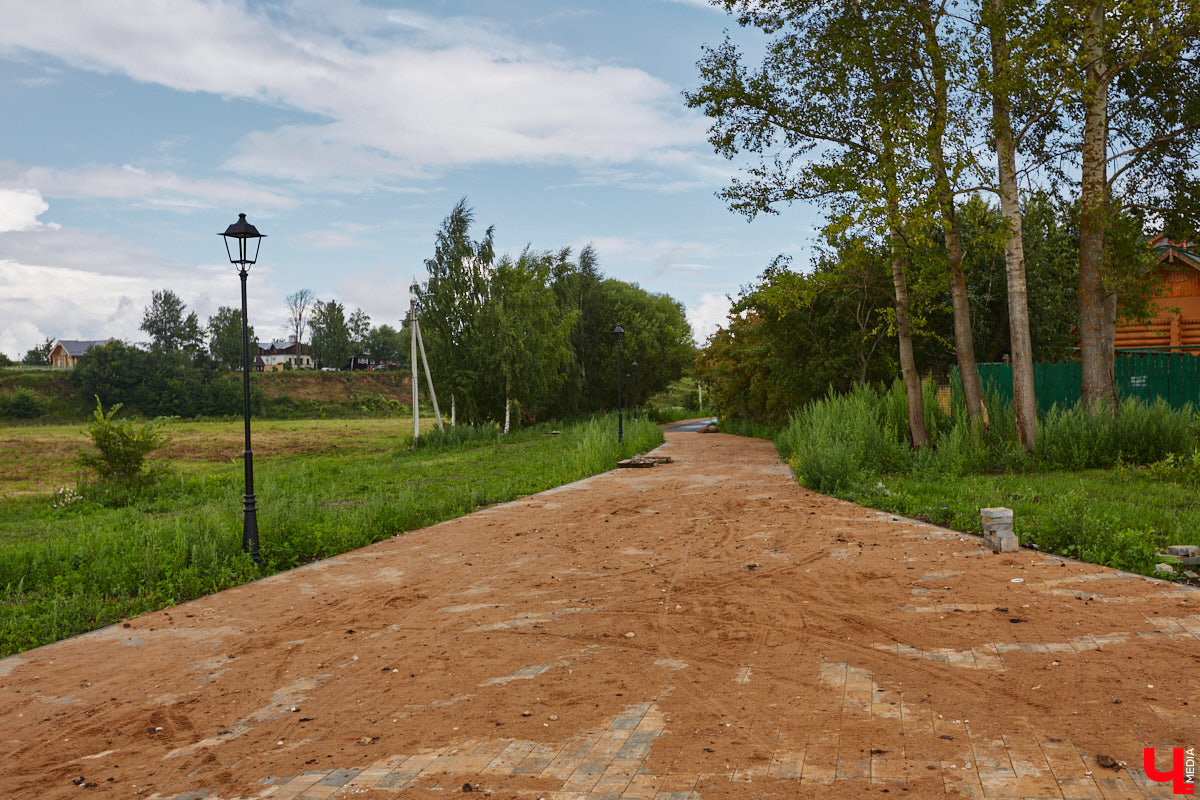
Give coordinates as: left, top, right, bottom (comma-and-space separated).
1, 429, 1197, 799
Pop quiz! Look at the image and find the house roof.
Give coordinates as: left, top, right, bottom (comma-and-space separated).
52, 339, 112, 357
256, 340, 306, 353
1152, 235, 1200, 271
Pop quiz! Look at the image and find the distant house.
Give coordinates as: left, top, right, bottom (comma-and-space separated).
256, 340, 313, 371
1115, 235, 1200, 351
47, 339, 114, 368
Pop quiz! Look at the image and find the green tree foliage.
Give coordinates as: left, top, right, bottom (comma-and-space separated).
70, 341, 246, 418
207, 306, 254, 369
348, 308, 371, 357
0, 388, 47, 419
686, 0, 935, 445
22, 337, 52, 366
364, 324, 405, 366
309, 300, 353, 369
480, 250, 577, 430
959, 193, 1159, 365
1063, 0, 1200, 406
696, 240, 896, 424
0, 351, 15, 367
412, 201, 694, 427
414, 198, 496, 423
140, 289, 204, 354
591, 279, 695, 412
696, 193, 1164, 422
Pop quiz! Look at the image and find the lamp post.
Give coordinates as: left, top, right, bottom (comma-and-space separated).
612, 324, 624, 444
631, 360, 639, 421
221, 213, 265, 565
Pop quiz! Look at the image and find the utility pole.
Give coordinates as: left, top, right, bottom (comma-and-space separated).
411, 300, 419, 439
409, 297, 444, 441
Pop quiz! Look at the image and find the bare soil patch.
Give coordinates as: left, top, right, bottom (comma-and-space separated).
0, 418, 414, 496
0, 430, 1196, 799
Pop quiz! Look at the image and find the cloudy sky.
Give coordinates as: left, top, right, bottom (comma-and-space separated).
0, 0, 819, 360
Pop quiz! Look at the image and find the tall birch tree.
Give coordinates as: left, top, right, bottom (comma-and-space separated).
981, 0, 1040, 449
413, 198, 495, 425
688, 0, 933, 445
1069, 0, 1200, 406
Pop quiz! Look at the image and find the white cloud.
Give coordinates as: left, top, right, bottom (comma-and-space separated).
0, 162, 294, 211
686, 291, 732, 345
0, 1, 708, 185
659, 0, 725, 9
0, 252, 291, 360
0, 318, 47, 361
0, 188, 52, 233
582, 235, 721, 282
335, 265, 415, 327
0, 215, 292, 359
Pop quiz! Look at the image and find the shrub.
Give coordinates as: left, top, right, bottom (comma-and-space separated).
77, 398, 169, 498
0, 388, 46, 418
71, 341, 251, 418
777, 383, 911, 495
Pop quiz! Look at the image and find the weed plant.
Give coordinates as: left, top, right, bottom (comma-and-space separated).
0, 412, 662, 657
406, 422, 505, 451
645, 405, 702, 424
718, 417, 780, 440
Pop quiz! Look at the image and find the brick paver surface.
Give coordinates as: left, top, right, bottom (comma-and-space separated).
0, 428, 1197, 799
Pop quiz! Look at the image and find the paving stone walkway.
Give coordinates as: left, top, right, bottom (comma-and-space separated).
1, 427, 1197, 800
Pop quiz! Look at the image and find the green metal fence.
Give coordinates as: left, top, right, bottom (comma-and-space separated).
961, 353, 1200, 413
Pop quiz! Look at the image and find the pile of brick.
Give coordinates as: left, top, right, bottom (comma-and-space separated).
980, 507, 1018, 553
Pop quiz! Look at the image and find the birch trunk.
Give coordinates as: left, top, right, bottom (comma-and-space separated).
889, 218, 930, 448
503, 375, 511, 435
917, 0, 984, 422
988, 0, 1037, 450
1078, 0, 1116, 408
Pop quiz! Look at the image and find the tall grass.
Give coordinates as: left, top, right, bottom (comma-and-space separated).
776, 381, 1197, 488
0, 413, 662, 657
763, 379, 1200, 576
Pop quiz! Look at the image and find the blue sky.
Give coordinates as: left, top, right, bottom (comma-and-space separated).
0, 0, 820, 360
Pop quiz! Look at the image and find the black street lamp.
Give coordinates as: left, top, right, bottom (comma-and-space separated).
631, 361, 639, 421
612, 324, 624, 444
221, 213, 265, 565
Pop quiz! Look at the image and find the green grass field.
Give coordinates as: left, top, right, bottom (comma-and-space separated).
0, 417, 436, 497
855, 468, 1200, 575
0, 414, 664, 657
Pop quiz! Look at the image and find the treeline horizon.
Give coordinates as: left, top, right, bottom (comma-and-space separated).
697, 192, 1186, 425
5, 200, 696, 426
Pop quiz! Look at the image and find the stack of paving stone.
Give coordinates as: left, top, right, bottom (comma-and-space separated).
980, 507, 1018, 552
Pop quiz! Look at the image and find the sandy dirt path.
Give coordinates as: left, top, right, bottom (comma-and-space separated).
0, 428, 1197, 799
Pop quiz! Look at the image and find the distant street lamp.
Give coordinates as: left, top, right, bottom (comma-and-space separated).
631, 361, 639, 421
612, 324, 624, 444
220, 213, 265, 565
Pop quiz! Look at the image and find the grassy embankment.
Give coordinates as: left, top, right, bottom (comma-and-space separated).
0, 414, 663, 657
722, 382, 1200, 578
0, 368, 418, 422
